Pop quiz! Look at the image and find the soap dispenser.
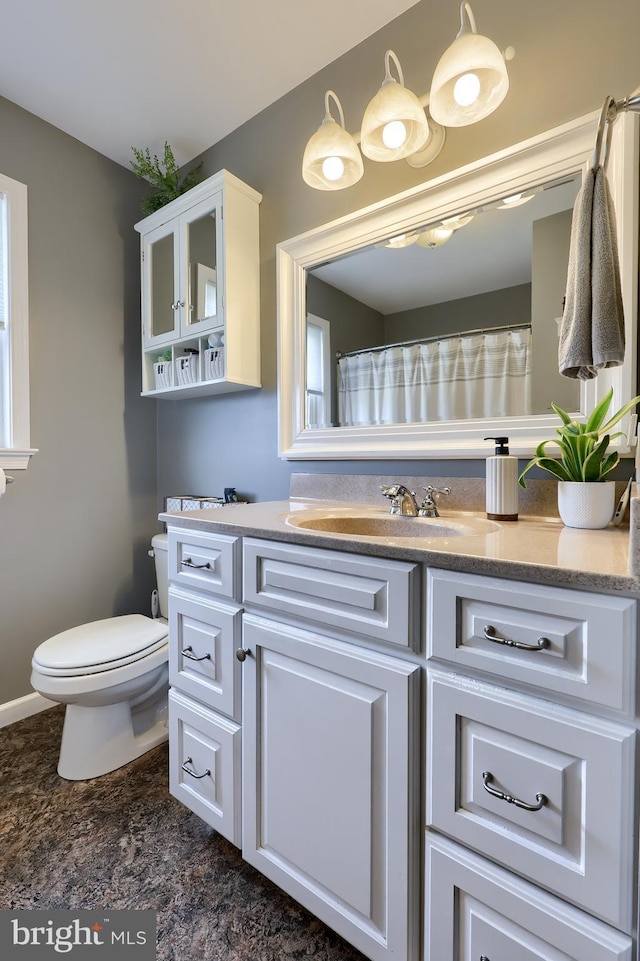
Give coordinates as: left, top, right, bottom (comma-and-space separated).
484, 436, 518, 521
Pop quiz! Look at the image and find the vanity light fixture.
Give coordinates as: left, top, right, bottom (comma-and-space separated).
416, 225, 454, 248
441, 211, 476, 229
383, 231, 421, 248
360, 50, 430, 162
301, 90, 364, 191
429, 2, 513, 127
302, 3, 513, 190
496, 191, 535, 209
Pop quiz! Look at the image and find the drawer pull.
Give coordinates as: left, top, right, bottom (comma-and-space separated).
182, 558, 212, 570
482, 771, 547, 812
483, 624, 549, 651
235, 648, 251, 662
180, 645, 211, 662
181, 757, 210, 779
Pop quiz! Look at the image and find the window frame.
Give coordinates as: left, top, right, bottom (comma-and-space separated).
0, 171, 35, 469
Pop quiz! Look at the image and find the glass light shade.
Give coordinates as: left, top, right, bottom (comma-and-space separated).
302, 91, 363, 191
441, 211, 475, 229
361, 51, 430, 162
383, 232, 420, 248
497, 192, 534, 209
429, 4, 509, 127
416, 225, 454, 248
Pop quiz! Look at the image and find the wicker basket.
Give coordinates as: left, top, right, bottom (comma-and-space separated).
175, 354, 199, 386
153, 360, 174, 390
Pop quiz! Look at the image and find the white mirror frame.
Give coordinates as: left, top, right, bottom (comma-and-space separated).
277, 110, 639, 460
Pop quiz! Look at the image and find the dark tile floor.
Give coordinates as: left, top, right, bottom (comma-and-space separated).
0, 707, 367, 960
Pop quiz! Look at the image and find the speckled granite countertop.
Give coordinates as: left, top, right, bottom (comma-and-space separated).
159, 485, 640, 596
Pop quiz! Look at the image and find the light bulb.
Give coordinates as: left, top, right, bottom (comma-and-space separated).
382, 120, 407, 149
453, 72, 481, 107
321, 156, 345, 182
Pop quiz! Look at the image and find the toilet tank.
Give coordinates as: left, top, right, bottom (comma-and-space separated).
151, 533, 169, 619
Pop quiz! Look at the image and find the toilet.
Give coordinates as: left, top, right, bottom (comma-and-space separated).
30, 533, 170, 781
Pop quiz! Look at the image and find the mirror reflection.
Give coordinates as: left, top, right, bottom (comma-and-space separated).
305, 174, 581, 429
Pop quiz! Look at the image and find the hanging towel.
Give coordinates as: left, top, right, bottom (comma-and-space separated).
559, 99, 625, 380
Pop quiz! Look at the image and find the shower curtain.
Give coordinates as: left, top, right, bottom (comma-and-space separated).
337, 327, 532, 426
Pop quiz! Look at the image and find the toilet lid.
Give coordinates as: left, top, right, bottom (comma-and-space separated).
32, 614, 168, 677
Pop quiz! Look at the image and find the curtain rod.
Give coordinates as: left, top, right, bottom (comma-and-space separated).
336, 323, 531, 360
613, 89, 640, 116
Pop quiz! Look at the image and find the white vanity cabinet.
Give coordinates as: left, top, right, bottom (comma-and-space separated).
135, 169, 261, 399
166, 525, 243, 846
425, 567, 637, 959
164, 516, 640, 961
240, 538, 421, 961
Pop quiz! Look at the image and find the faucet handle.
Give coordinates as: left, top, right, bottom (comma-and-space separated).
418, 486, 451, 517
422, 485, 451, 498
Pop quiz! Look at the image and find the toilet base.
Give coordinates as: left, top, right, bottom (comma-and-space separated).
58, 700, 168, 781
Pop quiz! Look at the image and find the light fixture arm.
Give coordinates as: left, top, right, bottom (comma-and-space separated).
459, 1, 477, 36
323, 90, 345, 128
383, 50, 405, 87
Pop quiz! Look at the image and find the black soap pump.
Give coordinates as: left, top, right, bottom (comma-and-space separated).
484, 436, 518, 521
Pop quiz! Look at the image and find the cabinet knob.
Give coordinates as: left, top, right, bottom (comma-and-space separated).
235, 648, 251, 662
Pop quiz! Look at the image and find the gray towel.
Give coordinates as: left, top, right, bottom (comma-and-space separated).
558, 165, 625, 380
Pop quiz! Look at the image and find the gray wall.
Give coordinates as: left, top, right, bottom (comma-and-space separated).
156, 0, 640, 502
385, 284, 531, 342
531, 209, 578, 414
0, 97, 158, 704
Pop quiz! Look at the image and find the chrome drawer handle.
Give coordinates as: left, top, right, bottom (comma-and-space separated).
482, 771, 547, 812
182, 558, 212, 570
483, 624, 549, 651
181, 645, 211, 662
181, 757, 210, 779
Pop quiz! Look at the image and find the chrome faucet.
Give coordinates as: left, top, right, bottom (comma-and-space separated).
380, 484, 420, 516
417, 486, 451, 518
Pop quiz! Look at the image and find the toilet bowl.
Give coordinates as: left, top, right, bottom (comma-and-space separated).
30, 533, 170, 780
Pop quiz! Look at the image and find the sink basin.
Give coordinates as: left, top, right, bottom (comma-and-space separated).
285, 510, 498, 539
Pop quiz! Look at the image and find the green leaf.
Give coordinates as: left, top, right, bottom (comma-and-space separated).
584, 387, 614, 432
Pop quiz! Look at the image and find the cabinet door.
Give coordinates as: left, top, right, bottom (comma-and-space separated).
241, 613, 420, 961
141, 219, 180, 348
179, 192, 224, 339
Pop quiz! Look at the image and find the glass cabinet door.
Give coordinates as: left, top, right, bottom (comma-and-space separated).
142, 222, 180, 348
181, 192, 224, 338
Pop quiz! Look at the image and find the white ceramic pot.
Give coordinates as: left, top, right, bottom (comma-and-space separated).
557, 480, 616, 529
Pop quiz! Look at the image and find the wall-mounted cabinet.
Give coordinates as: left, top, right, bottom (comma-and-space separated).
135, 170, 262, 399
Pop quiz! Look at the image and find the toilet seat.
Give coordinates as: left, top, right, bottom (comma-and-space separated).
32, 614, 168, 677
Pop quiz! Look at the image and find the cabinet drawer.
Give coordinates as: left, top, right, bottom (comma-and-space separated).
168, 689, 241, 847
426, 668, 635, 931
427, 568, 636, 715
425, 834, 632, 961
243, 538, 419, 649
169, 587, 241, 720
168, 526, 240, 601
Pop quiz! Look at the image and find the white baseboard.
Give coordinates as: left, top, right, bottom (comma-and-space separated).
0, 691, 57, 728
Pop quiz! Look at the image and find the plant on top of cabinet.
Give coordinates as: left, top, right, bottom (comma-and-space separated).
135, 169, 262, 400
130, 142, 203, 215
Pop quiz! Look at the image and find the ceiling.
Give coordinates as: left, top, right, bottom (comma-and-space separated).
0, 0, 419, 170
311, 176, 581, 314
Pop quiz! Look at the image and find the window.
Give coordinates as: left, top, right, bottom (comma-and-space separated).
305, 314, 331, 428
0, 171, 33, 469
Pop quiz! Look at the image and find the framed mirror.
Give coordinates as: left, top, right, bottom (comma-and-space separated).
277, 110, 638, 459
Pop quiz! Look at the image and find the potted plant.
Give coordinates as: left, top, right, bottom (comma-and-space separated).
130, 142, 202, 215
518, 388, 640, 528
